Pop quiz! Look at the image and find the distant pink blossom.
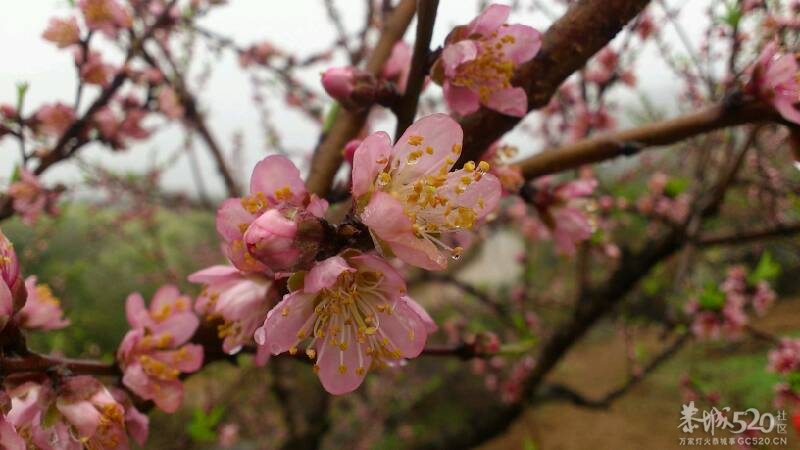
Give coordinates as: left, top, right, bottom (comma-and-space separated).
188, 264, 276, 365
41, 17, 81, 48
0, 230, 20, 331
216, 155, 328, 274
15, 276, 69, 331
750, 41, 800, 124
79, 0, 132, 36
7, 377, 136, 449
768, 338, 800, 374
481, 142, 524, 192
255, 251, 436, 394
77, 50, 114, 86
117, 285, 203, 413
526, 176, 597, 255
8, 170, 60, 225
382, 41, 412, 93
435, 4, 541, 117
157, 87, 185, 119
351, 114, 501, 270
35, 102, 75, 137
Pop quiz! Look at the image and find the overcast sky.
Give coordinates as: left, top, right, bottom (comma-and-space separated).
0, 0, 707, 199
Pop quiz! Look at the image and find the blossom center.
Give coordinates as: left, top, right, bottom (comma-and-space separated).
452, 33, 517, 101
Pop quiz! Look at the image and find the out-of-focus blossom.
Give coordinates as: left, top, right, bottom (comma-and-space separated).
0, 230, 21, 330
7, 376, 138, 449
117, 285, 203, 413
78, 50, 115, 86
0, 392, 23, 450
238, 41, 279, 67
15, 276, 69, 331
79, 0, 132, 36
41, 17, 81, 49
157, 87, 185, 119
216, 155, 328, 274
749, 41, 800, 124
35, 102, 75, 137
256, 251, 436, 394
481, 142, 524, 192
382, 41, 412, 93
433, 4, 541, 117
189, 265, 276, 365
517, 176, 597, 255
8, 170, 61, 225
351, 114, 501, 270
768, 338, 800, 374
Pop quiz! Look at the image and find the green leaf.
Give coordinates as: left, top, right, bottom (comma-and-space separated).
322, 103, 340, 133
15, 82, 29, 113
698, 283, 726, 311
664, 177, 689, 198
186, 405, 225, 443
748, 252, 781, 285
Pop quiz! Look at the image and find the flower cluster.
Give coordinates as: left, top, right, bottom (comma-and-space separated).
684, 264, 777, 340
748, 41, 800, 125
508, 176, 597, 255
767, 338, 800, 408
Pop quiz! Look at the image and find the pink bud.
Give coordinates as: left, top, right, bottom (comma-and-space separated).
244, 208, 323, 272
343, 139, 362, 165
321, 67, 358, 102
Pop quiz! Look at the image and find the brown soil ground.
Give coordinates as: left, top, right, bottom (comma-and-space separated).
478, 300, 800, 450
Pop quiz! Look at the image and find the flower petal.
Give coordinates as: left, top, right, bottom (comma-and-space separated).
305, 256, 353, 293
390, 114, 464, 183
441, 40, 478, 77
444, 82, 481, 117
352, 131, 392, 198
466, 4, 510, 37
262, 292, 315, 354
250, 155, 307, 204
316, 334, 372, 395
495, 24, 541, 64
485, 86, 528, 117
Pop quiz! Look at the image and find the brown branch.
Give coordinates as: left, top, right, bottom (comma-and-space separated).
0, 352, 119, 377
455, 0, 652, 167
393, 0, 439, 137
305, 0, 417, 197
515, 100, 776, 179
697, 222, 800, 247
537, 331, 689, 408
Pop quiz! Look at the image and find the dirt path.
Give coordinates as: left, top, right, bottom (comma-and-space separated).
479, 300, 800, 450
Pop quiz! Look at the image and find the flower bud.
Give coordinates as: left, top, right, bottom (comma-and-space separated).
321, 67, 389, 110
244, 208, 323, 272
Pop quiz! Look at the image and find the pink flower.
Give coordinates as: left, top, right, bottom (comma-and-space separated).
434, 4, 541, 117
528, 176, 597, 255
0, 230, 20, 330
321, 67, 384, 110
188, 265, 277, 365
382, 41, 412, 93
753, 281, 776, 316
15, 276, 69, 331
750, 41, 800, 124
117, 285, 203, 413
255, 251, 436, 395
8, 170, 60, 225
157, 87, 185, 119
35, 102, 75, 137
79, 0, 132, 36
0, 392, 23, 450
216, 155, 328, 274
41, 17, 81, 48
768, 338, 800, 374
7, 377, 136, 449
351, 114, 501, 270
481, 142, 524, 192
77, 50, 114, 86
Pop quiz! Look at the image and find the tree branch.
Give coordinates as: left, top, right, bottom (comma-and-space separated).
393, 0, 439, 137
306, 0, 417, 197
455, 0, 652, 167
515, 100, 777, 179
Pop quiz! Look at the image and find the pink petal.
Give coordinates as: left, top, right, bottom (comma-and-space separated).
125, 406, 149, 446
774, 98, 800, 125
351, 131, 392, 198
56, 399, 101, 438
305, 256, 353, 293
402, 295, 438, 333
443, 170, 502, 222
307, 195, 329, 218
441, 40, 478, 77
360, 192, 446, 270
153, 344, 203, 373
249, 155, 306, 204
390, 114, 464, 183
496, 24, 541, 64
261, 292, 315, 354
150, 284, 181, 312
216, 198, 253, 242
467, 4, 511, 37
376, 296, 431, 358
555, 178, 597, 199
348, 252, 406, 295
0, 417, 24, 450
187, 265, 240, 285
444, 82, 481, 116
316, 334, 372, 395
152, 313, 199, 346
125, 292, 148, 329
485, 86, 528, 117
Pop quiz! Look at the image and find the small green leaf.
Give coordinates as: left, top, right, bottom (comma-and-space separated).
698, 283, 726, 311
186, 406, 225, 443
15, 82, 29, 113
748, 252, 781, 285
322, 103, 340, 133
664, 177, 689, 197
